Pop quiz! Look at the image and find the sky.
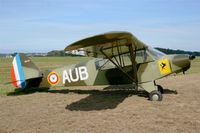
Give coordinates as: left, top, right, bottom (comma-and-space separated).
0, 0, 200, 53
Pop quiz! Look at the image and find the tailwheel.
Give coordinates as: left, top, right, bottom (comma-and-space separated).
149, 90, 163, 101
157, 85, 164, 94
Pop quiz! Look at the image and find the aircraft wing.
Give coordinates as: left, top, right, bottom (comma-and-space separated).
64, 31, 147, 58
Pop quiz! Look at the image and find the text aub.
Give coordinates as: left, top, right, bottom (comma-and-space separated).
63, 66, 89, 84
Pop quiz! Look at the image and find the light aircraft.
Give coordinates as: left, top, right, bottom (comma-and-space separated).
10, 32, 195, 101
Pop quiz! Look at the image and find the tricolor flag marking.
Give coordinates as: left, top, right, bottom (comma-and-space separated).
10, 54, 26, 89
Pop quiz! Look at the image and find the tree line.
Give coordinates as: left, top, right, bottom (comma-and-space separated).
155, 47, 200, 56
47, 48, 200, 57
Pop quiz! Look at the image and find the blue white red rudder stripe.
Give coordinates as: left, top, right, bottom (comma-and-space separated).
10, 53, 26, 89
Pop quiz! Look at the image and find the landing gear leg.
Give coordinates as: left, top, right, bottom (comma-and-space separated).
140, 81, 163, 101
157, 85, 164, 94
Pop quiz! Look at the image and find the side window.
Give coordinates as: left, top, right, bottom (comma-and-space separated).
135, 50, 153, 64
95, 49, 154, 70
95, 59, 116, 70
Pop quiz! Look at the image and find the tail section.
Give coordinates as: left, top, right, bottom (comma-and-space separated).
11, 53, 26, 88
10, 53, 43, 90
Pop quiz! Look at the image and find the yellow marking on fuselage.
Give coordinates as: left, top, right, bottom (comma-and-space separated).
158, 58, 171, 75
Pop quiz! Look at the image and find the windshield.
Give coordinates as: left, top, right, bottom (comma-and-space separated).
147, 47, 165, 59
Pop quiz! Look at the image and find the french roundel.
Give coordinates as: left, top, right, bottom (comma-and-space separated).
47, 72, 60, 85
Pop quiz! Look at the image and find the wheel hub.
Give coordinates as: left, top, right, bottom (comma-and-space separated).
152, 94, 159, 101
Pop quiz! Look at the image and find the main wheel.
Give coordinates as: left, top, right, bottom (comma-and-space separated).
157, 85, 164, 94
149, 90, 163, 101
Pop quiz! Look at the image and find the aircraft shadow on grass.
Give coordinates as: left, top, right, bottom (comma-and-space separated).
65, 89, 145, 111
7, 86, 177, 111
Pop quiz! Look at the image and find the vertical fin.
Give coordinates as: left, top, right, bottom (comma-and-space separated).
10, 53, 26, 89
10, 53, 43, 89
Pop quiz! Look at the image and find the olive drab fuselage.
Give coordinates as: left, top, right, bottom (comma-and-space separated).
40, 47, 191, 93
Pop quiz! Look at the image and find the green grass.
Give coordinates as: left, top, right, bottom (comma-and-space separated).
0, 56, 199, 94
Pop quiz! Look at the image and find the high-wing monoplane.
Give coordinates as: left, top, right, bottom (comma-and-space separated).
10, 32, 195, 101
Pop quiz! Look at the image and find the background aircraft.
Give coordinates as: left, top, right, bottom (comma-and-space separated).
10, 32, 195, 101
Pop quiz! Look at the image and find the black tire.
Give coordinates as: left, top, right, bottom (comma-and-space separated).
149, 90, 163, 101
157, 85, 164, 94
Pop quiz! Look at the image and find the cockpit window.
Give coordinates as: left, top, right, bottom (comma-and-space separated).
135, 49, 153, 63
147, 47, 165, 59
95, 47, 165, 70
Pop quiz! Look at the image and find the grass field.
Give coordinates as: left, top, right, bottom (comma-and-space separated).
0, 56, 200, 133
0, 56, 199, 94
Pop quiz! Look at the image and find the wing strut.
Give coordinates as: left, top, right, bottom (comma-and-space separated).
99, 43, 138, 84
129, 44, 138, 83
